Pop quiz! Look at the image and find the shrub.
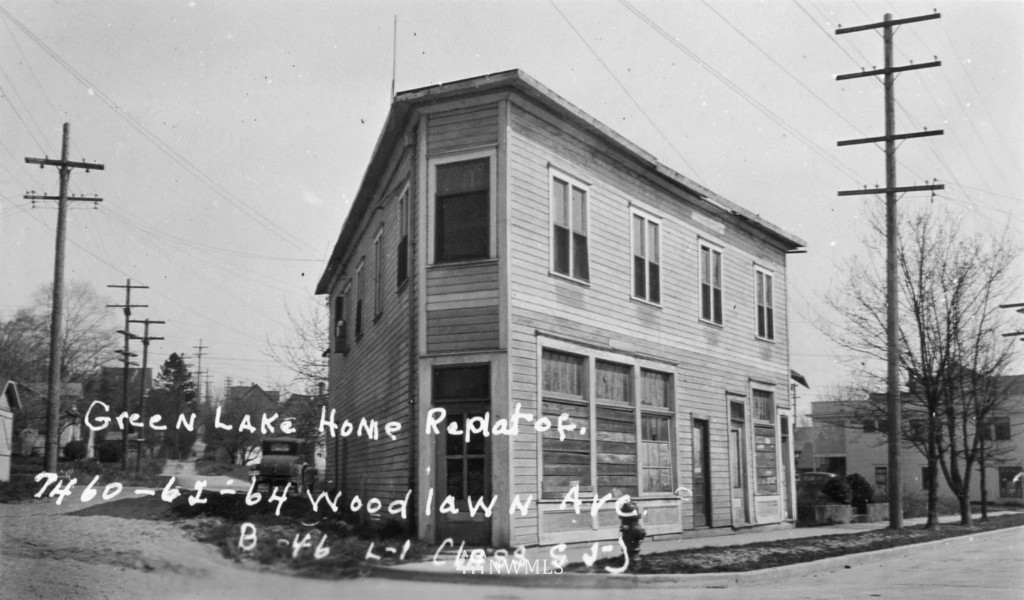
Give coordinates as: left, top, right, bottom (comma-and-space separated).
902, 491, 962, 518
822, 476, 852, 505
97, 440, 121, 463
846, 473, 874, 512
63, 440, 87, 461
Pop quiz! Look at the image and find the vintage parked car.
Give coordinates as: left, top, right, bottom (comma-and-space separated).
250, 437, 316, 493
796, 471, 839, 520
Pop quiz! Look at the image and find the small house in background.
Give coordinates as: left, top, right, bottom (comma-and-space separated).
16, 382, 84, 456
1, 379, 22, 482
318, 70, 805, 547
796, 375, 1024, 506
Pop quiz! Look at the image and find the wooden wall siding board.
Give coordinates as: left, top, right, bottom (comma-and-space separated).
427, 105, 499, 155
426, 290, 499, 310
325, 131, 418, 509
426, 263, 500, 285
506, 106, 791, 367
504, 97, 794, 537
425, 259, 500, 351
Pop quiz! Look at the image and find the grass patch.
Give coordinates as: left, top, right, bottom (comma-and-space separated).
171, 493, 431, 578
567, 512, 1024, 574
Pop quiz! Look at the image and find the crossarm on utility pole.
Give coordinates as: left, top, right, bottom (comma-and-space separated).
838, 130, 944, 147
836, 60, 941, 81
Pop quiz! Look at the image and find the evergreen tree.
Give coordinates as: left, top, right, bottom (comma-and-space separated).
151, 353, 197, 459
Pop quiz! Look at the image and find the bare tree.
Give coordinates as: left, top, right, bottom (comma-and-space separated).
0, 281, 116, 383
264, 296, 328, 391
32, 281, 118, 381
826, 205, 1020, 527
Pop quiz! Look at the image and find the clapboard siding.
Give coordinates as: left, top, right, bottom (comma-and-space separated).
326, 76, 798, 547
427, 104, 499, 155
326, 136, 418, 509
425, 262, 500, 353
506, 94, 793, 543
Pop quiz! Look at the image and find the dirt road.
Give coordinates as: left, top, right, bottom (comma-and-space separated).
3, 475, 1022, 600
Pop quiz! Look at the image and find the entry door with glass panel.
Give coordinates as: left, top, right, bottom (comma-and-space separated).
433, 365, 491, 546
730, 401, 749, 524
692, 419, 712, 527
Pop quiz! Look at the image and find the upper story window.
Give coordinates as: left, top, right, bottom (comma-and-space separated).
333, 291, 349, 354
631, 211, 661, 304
397, 188, 409, 286
550, 173, 589, 282
355, 259, 365, 339
434, 157, 490, 263
373, 228, 384, 319
984, 416, 1012, 441
699, 242, 723, 324
755, 268, 774, 340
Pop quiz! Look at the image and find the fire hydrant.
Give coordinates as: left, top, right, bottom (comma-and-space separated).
618, 499, 646, 566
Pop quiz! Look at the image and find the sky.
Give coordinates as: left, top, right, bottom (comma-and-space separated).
1, 0, 1022, 404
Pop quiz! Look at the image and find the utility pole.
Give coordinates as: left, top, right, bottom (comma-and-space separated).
107, 279, 148, 470
192, 339, 207, 407
23, 123, 104, 474
130, 318, 164, 473
836, 11, 944, 530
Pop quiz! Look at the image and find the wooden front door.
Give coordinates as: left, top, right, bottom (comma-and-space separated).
436, 410, 490, 545
692, 419, 711, 527
730, 401, 749, 524
432, 365, 491, 546
780, 415, 792, 520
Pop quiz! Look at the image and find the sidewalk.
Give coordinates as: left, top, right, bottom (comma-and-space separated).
374, 510, 1020, 588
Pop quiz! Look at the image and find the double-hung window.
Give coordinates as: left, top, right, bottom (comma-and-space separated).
355, 260, 365, 338
434, 157, 490, 263
700, 243, 723, 324
550, 173, 590, 282
333, 291, 349, 354
373, 228, 384, 319
397, 188, 409, 286
631, 211, 661, 304
755, 268, 774, 340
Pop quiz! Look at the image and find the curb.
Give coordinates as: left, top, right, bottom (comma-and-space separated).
366, 525, 1024, 588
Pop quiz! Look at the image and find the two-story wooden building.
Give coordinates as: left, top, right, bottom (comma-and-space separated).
316, 70, 806, 548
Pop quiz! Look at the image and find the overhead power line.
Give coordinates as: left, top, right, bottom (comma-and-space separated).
0, 6, 319, 257
617, 0, 868, 186
834, 9, 945, 531
547, 0, 704, 184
